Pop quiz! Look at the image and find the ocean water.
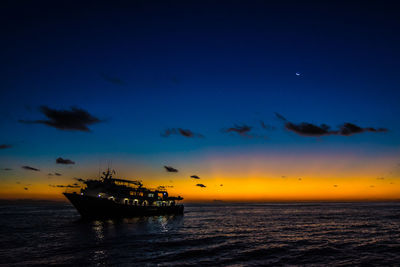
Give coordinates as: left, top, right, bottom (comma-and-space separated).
1, 201, 400, 266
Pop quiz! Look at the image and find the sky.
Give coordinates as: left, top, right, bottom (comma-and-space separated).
1, 0, 400, 201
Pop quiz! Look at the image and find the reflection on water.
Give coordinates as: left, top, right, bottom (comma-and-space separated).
1, 202, 400, 266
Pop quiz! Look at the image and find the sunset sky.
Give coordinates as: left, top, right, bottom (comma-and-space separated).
1, 0, 400, 201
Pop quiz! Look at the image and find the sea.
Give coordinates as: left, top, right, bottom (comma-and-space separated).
1, 201, 400, 266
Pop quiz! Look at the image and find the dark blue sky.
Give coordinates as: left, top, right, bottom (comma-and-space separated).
1, 1, 399, 181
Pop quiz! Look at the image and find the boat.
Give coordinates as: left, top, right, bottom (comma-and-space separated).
63, 169, 184, 219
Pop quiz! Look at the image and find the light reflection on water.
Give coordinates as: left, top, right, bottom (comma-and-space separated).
1, 202, 400, 266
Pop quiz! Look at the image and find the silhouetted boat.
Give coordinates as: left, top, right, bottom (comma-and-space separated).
64, 169, 184, 219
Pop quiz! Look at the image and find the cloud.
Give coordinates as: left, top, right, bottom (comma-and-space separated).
1, 168, 12, 171
274, 112, 287, 122
0, 144, 12, 149
222, 124, 267, 139
338, 123, 387, 136
223, 124, 252, 137
54, 173, 62, 176
260, 121, 276, 131
100, 73, 125, 85
161, 128, 204, 138
190, 175, 200, 179
285, 122, 332, 137
276, 113, 388, 137
21, 166, 40, 171
56, 157, 75, 165
19, 106, 102, 132
376, 177, 385, 180
74, 177, 85, 182
24, 187, 28, 190
196, 183, 206, 188
220, 184, 223, 186
164, 166, 178, 173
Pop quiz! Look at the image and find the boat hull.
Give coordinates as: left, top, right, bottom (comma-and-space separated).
64, 193, 184, 219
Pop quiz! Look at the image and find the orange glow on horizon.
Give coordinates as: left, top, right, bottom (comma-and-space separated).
1, 152, 399, 202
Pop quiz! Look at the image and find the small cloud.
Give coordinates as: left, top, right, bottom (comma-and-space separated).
223, 124, 252, 137
19, 106, 103, 132
1, 168, 12, 171
161, 128, 204, 138
274, 112, 287, 122
298, 178, 302, 181
24, 187, 28, 190
100, 73, 125, 85
281, 175, 287, 178
196, 183, 206, 188
370, 185, 375, 188
0, 144, 12, 149
376, 177, 385, 180
48, 173, 53, 176
333, 184, 338, 187
260, 121, 276, 131
164, 166, 178, 173
285, 122, 332, 137
220, 184, 223, 186
56, 157, 75, 165
190, 175, 200, 179
338, 123, 387, 136
54, 173, 62, 176
74, 177, 85, 182
16, 181, 20, 184
222, 124, 268, 139
22, 166, 40, 171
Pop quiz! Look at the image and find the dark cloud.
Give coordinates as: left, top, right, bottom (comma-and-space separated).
54, 173, 62, 176
48, 173, 53, 176
338, 123, 387, 136
298, 178, 302, 181
220, 184, 223, 186
19, 106, 102, 132
222, 124, 268, 139
164, 166, 178, 173
223, 124, 252, 137
0, 144, 12, 149
196, 183, 206, 188
100, 73, 125, 85
274, 112, 287, 122
1, 168, 12, 171
333, 185, 338, 187
56, 157, 75, 165
22, 166, 40, 171
260, 121, 276, 131
74, 177, 85, 182
24, 187, 28, 190
277, 113, 388, 137
285, 122, 332, 137
376, 177, 385, 180
190, 175, 200, 179
161, 128, 204, 138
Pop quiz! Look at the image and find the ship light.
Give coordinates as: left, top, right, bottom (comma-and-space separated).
98, 194, 101, 197
81, 193, 83, 195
